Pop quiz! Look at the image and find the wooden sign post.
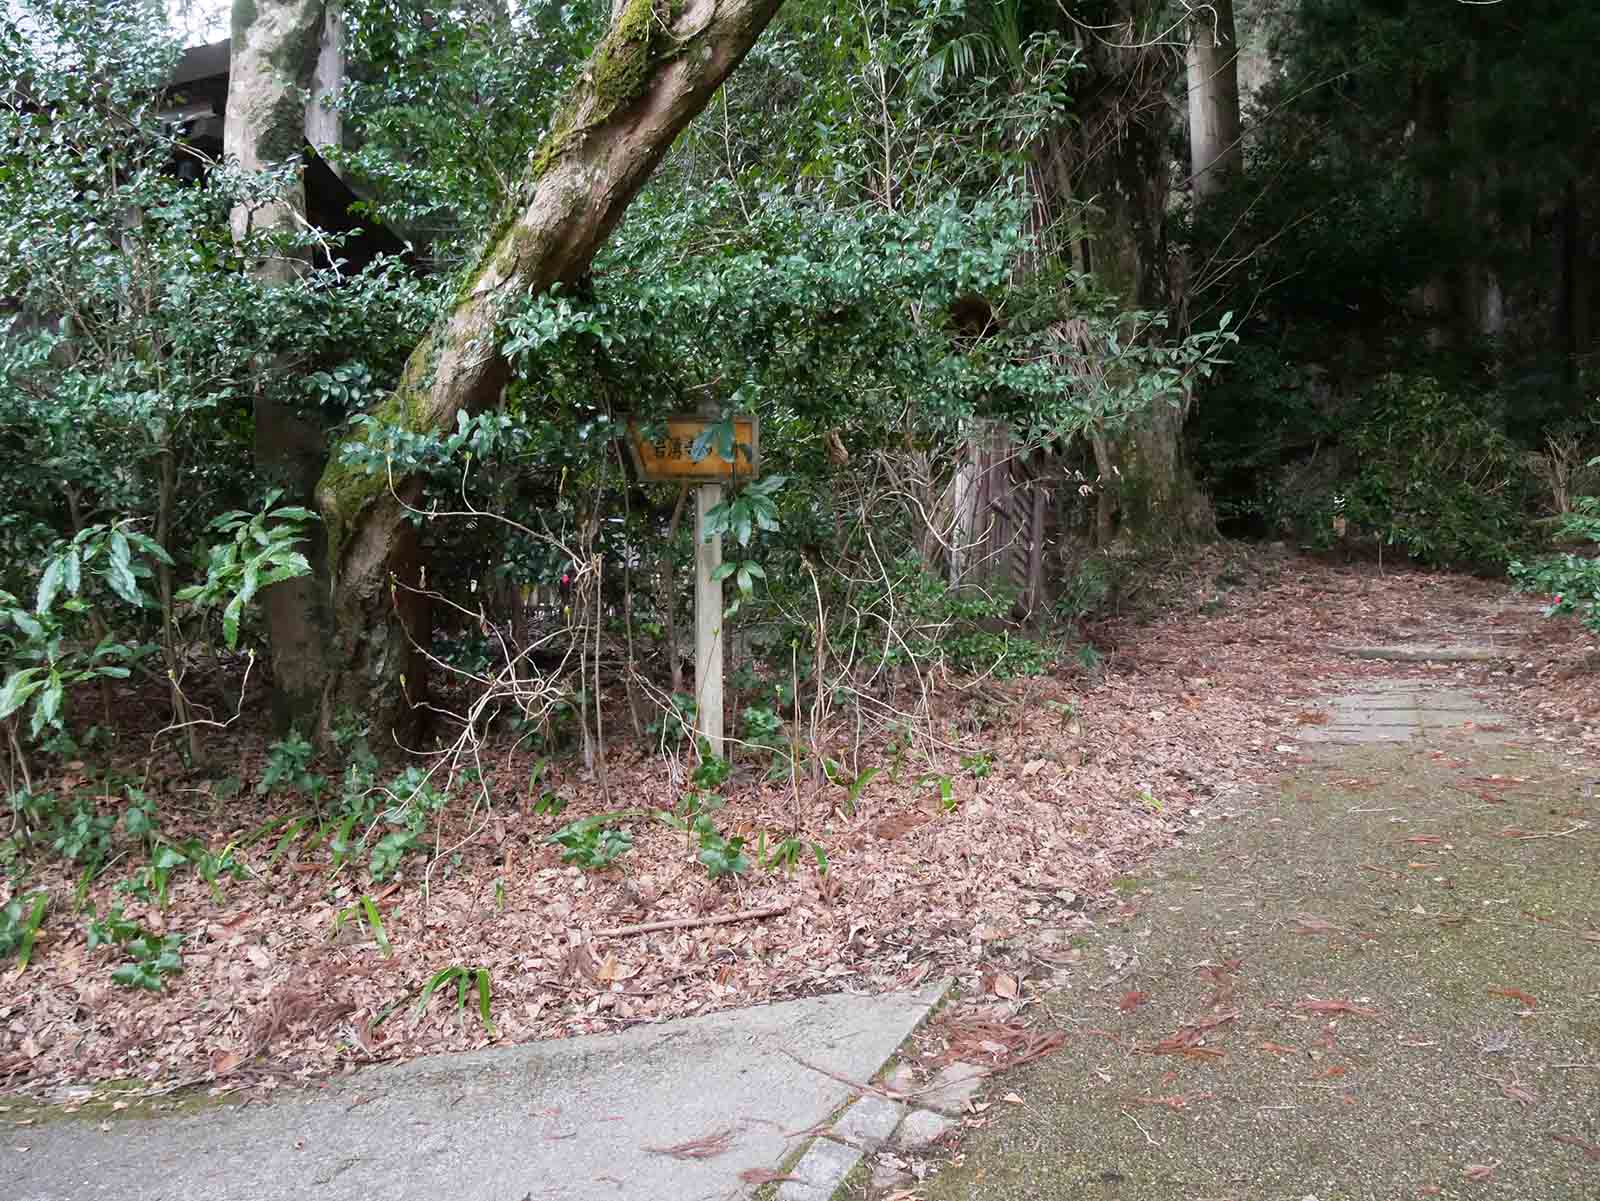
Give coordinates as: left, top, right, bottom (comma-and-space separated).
693, 484, 723, 758
626, 416, 760, 761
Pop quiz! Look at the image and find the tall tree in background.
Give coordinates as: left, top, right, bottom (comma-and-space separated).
1186, 0, 1241, 199
224, 0, 342, 732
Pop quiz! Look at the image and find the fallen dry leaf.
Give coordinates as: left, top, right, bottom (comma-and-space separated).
1292, 915, 1343, 936
1549, 1132, 1600, 1161
1500, 1081, 1536, 1107
1462, 1163, 1496, 1182
643, 1127, 736, 1160
1118, 990, 1149, 1013
1295, 998, 1378, 1017
737, 1168, 798, 1185
1130, 1091, 1215, 1110
1487, 987, 1538, 1008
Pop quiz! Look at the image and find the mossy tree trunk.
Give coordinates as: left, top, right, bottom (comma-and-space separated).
314, 0, 784, 740
225, 0, 341, 736
1065, 2, 1212, 541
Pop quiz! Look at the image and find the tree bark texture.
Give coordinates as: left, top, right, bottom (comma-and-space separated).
314, 0, 785, 738
1186, 0, 1242, 200
1067, 4, 1213, 540
226, 0, 342, 736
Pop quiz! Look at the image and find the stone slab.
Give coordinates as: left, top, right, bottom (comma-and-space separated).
919, 1062, 987, 1116
831, 1093, 905, 1151
1335, 644, 1509, 662
6, 982, 949, 1201
775, 1135, 863, 1201
896, 1107, 956, 1150
1300, 683, 1500, 745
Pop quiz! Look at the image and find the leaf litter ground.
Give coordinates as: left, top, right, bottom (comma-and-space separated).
2, 549, 1593, 1109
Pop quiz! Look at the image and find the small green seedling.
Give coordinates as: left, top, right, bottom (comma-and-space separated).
0, 892, 47, 969
823, 760, 880, 815
413, 965, 494, 1034
332, 893, 393, 957
960, 752, 994, 780
548, 818, 633, 869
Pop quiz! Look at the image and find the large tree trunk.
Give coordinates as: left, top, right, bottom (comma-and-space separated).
226, 1, 341, 735
314, 0, 784, 739
1186, 0, 1242, 199
1073, 5, 1212, 540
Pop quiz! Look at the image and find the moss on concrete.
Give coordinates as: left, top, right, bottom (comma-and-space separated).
5, 1078, 245, 1126
924, 734, 1600, 1201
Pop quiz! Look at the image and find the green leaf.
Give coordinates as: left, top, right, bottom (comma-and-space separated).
239, 560, 260, 607
221, 592, 244, 649
62, 549, 82, 596
38, 675, 64, 727
12, 611, 43, 641
361, 895, 393, 958
15, 894, 47, 971
105, 554, 141, 607
36, 558, 63, 614
0, 669, 43, 720
152, 846, 188, 871
416, 966, 462, 1016
122, 532, 174, 565
710, 561, 738, 582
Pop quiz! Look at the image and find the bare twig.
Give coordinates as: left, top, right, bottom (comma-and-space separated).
592, 905, 789, 939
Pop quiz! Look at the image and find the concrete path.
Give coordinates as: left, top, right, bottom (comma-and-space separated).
1299, 681, 1496, 745
921, 680, 1600, 1201
5, 985, 949, 1201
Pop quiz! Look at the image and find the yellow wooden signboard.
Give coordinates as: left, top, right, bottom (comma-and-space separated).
625, 415, 760, 483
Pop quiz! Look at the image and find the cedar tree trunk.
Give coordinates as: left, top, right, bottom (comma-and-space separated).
1185, 0, 1242, 200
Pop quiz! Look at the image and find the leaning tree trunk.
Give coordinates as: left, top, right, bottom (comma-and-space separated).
225, 0, 341, 736
314, 0, 785, 739
1185, 0, 1242, 200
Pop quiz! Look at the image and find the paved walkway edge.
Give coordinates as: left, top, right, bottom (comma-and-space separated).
773, 978, 961, 1201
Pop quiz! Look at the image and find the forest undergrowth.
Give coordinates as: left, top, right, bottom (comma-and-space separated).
2, 544, 1596, 1105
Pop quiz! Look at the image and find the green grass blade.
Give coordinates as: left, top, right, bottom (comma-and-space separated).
414, 966, 460, 1017
476, 968, 494, 1035
267, 817, 309, 866
16, 894, 47, 970
361, 895, 392, 958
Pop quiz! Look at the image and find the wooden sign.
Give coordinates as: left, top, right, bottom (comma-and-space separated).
626, 415, 759, 483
